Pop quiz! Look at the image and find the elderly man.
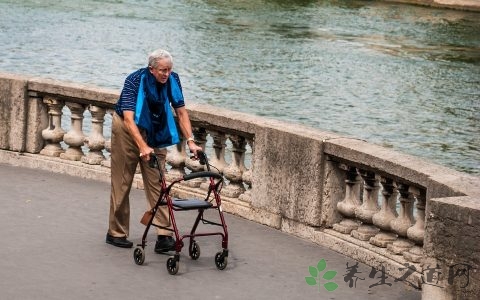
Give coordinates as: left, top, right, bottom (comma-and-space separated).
106, 49, 202, 252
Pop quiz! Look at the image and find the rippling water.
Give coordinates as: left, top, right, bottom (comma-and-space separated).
0, 0, 479, 174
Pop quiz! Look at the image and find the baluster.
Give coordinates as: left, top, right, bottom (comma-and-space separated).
184, 128, 207, 188
101, 109, 114, 169
222, 135, 247, 198
60, 102, 86, 161
102, 139, 111, 168
388, 184, 415, 255
209, 130, 228, 173
82, 105, 106, 165
351, 170, 380, 241
40, 96, 65, 157
370, 177, 399, 247
333, 166, 361, 234
238, 139, 253, 203
404, 188, 426, 262
201, 130, 229, 191
166, 139, 187, 178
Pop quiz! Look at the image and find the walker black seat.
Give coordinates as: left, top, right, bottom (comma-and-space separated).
172, 198, 213, 210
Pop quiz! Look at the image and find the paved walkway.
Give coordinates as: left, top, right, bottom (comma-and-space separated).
0, 164, 422, 300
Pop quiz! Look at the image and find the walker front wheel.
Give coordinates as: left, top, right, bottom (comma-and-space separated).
214, 251, 227, 270
189, 241, 201, 260
133, 247, 145, 265
166, 256, 179, 275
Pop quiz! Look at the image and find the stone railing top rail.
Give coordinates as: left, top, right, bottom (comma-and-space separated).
186, 102, 341, 140
0, 72, 119, 107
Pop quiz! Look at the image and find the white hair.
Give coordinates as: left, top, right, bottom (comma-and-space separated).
148, 49, 173, 68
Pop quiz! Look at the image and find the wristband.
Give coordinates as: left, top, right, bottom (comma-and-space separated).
186, 137, 194, 143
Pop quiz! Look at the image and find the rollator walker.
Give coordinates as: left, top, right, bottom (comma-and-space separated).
133, 150, 229, 275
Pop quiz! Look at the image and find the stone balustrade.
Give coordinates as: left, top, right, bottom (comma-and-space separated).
1, 72, 479, 300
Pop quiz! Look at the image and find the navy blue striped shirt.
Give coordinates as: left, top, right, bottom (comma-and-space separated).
115, 68, 185, 117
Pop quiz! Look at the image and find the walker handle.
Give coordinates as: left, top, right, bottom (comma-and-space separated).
148, 154, 159, 169
197, 150, 207, 166
183, 171, 223, 181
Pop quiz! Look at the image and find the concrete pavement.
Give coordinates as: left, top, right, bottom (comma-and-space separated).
0, 163, 421, 300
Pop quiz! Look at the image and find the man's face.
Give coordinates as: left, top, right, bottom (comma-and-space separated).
149, 58, 172, 84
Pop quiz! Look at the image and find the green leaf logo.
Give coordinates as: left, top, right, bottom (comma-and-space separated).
324, 282, 339, 291
305, 276, 317, 286
309, 266, 318, 277
323, 270, 337, 280
304, 259, 339, 292
317, 259, 327, 272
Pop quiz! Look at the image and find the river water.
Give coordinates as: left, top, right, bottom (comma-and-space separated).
0, 0, 479, 175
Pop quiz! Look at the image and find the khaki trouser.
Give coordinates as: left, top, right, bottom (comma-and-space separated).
108, 112, 171, 237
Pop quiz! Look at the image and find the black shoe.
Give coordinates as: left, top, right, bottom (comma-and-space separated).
154, 235, 175, 253
106, 233, 133, 248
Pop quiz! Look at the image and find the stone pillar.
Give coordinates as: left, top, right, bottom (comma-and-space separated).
184, 127, 207, 188
351, 170, 380, 241
82, 105, 106, 165
333, 166, 361, 234
0, 76, 27, 151
407, 188, 426, 244
60, 102, 86, 161
101, 109, 114, 168
222, 135, 246, 198
25, 92, 48, 153
370, 177, 398, 247
423, 196, 480, 300
209, 130, 228, 173
40, 96, 65, 157
320, 158, 345, 227
166, 140, 187, 178
388, 184, 415, 255
238, 139, 253, 203
404, 188, 426, 263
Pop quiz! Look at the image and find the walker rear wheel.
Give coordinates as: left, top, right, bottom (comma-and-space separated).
166, 256, 179, 275
189, 241, 201, 260
133, 247, 145, 265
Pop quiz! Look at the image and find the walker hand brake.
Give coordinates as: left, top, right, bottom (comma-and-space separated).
148, 155, 158, 168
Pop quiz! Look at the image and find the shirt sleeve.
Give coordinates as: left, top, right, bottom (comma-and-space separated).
118, 70, 142, 112
170, 72, 185, 109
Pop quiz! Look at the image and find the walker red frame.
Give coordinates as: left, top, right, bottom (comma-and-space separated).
133, 150, 229, 275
